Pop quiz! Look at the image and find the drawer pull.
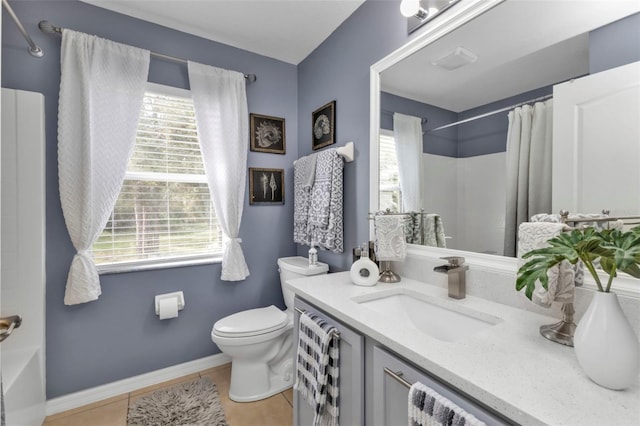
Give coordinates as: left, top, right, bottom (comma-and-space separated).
384, 367, 411, 389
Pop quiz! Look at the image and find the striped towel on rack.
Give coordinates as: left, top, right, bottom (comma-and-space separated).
408, 382, 486, 426
294, 311, 340, 426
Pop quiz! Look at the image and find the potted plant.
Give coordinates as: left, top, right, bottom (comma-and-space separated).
516, 226, 640, 390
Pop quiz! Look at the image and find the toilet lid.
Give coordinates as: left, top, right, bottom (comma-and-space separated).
213, 305, 288, 338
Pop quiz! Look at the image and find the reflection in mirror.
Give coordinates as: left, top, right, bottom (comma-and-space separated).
375, 0, 640, 257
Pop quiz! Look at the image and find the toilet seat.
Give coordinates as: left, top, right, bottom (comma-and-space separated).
213, 305, 288, 338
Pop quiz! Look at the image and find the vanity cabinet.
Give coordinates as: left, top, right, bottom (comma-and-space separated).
293, 297, 365, 426
372, 346, 511, 425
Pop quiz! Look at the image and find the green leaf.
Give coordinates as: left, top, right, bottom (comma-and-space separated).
515, 225, 640, 296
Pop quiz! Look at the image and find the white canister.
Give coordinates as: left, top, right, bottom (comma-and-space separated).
350, 257, 379, 286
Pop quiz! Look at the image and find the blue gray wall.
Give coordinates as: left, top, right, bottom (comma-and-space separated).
380, 91, 458, 157
589, 12, 640, 74
380, 86, 553, 159
456, 85, 553, 158
2, 0, 298, 398
296, 0, 411, 269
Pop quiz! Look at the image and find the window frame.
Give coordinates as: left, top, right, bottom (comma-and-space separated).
378, 128, 403, 213
96, 82, 222, 275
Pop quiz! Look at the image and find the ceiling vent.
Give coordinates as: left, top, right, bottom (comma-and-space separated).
431, 47, 478, 70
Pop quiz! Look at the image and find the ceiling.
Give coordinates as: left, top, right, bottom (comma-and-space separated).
381, 0, 640, 112
80, 0, 365, 65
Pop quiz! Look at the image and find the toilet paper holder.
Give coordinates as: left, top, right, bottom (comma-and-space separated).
155, 291, 185, 316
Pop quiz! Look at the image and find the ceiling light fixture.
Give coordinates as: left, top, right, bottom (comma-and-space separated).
400, 0, 462, 34
400, 0, 428, 19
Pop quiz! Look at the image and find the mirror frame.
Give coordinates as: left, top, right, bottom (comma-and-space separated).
369, 0, 640, 298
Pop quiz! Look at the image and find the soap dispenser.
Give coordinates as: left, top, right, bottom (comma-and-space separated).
308, 244, 318, 267
349, 242, 379, 286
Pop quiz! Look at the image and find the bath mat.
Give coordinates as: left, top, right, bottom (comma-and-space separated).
127, 378, 228, 426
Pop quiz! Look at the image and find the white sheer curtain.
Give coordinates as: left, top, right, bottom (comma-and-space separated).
188, 62, 250, 281
58, 30, 150, 305
504, 100, 553, 256
393, 113, 424, 212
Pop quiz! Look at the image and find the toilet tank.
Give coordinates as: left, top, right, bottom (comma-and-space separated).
278, 256, 328, 310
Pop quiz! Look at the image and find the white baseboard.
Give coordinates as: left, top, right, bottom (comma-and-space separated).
46, 353, 231, 416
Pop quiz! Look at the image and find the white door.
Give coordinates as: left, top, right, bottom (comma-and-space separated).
1, 88, 46, 426
552, 61, 640, 216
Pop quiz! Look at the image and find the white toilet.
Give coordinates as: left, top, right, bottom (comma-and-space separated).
211, 256, 328, 402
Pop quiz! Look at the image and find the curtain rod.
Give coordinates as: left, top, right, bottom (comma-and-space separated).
427, 93, 553, 133
37, 20, 257, 83
381, 109, 428, 124
2, 0, 44, 57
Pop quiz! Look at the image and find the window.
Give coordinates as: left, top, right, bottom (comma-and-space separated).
93, 84, 222, 271
379, 129, 402, 212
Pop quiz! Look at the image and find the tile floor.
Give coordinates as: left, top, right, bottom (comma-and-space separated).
43, 364, 293, 426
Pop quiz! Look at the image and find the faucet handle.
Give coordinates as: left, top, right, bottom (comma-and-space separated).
440, 256, 465, 267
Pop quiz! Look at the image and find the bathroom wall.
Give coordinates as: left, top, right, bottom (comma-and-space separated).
456, 85, 553, 158
296, 0, 411, 270
2, 0, 298, 398
381, 85, 554, 159
589, 12, 640, 74
380, 91, 458, 157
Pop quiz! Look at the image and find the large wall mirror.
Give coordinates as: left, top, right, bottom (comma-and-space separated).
370, 0, 639, 264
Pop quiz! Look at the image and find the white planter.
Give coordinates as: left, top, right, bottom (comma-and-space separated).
574, 291, 640, 390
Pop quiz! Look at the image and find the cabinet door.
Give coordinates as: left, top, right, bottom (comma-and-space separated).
372, 346, 511, 426
293, 297, 364, 426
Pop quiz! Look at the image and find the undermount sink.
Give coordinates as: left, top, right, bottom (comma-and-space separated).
353, 289, 501, 342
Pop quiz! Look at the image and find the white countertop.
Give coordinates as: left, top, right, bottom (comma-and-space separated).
284, 272, 640, 426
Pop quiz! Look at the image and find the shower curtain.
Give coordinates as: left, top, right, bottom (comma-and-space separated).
393, 113, 424, 212
503, 100, 553, 257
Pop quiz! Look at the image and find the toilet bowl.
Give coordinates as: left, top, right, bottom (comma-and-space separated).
211, 256, 328, 402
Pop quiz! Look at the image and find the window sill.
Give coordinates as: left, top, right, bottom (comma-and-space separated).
97, 254, 222, 275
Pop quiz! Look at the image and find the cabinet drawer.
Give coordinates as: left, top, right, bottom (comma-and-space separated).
372, 346, 512, 425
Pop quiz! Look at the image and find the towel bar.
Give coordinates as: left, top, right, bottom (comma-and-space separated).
560, 209, 640, 224
294, 307, 341, 338
292, 141, 354, 165
384, 367, 411, 389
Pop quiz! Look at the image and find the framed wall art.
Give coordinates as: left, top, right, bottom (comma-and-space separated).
249, 168, 284, 205
250, 113, 286, 154
312, 100, 336, 150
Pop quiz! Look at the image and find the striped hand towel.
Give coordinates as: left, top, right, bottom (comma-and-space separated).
408, 382, 486, 426
294, 311, 340, 426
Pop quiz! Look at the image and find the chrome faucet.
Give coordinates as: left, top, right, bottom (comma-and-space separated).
433, 256, 469, 299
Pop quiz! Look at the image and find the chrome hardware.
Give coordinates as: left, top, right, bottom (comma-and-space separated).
383, 367, 411, 389
0, 315, 23, 343
539, 303, 577, 347
434, 256, 469, 299
379, 261, 401, 283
